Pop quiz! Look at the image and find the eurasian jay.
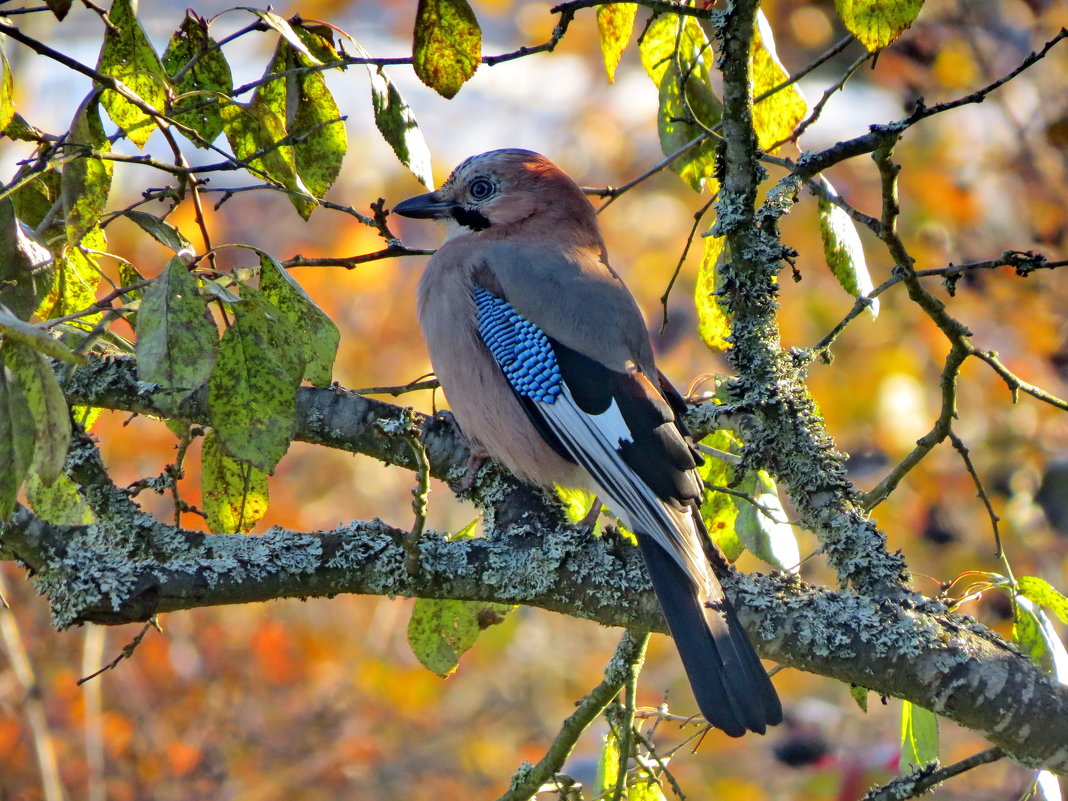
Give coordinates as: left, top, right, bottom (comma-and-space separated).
394, 149, 782, 737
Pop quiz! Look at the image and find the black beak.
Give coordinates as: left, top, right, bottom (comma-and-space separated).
393, 190, 455, 219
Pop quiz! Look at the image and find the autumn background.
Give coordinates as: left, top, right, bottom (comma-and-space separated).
2, 0, 1068, 799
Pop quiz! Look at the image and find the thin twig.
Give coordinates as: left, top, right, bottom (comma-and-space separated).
861, 747, 1005, 801
77, 618, 158, 685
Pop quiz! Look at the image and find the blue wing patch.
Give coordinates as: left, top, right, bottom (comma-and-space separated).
473, 285, 562, 404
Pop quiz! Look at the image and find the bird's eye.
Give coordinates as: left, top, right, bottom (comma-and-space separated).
469, 178, 494, 200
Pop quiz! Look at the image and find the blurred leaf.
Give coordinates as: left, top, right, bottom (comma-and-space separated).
751, 12, 807, 152
0, 363, 35, 518
698, 429, 744, 562
596, 3, 637, 83
412, 0, 481, 99
0, 305, 85, 364
368, 63, 433, 188
819, 179, 878, 317
631, 776, 668, 801
1034, 771, 1063, 801
0, 198, 53, 320
162, 12, 233, 145
594, 730, 622, 796
208, 287, 305, 473
1018, 576, 1068, 624
43, 0, 72, 20
202, 428, 269, 533
657, 61, 721, 192
835, 0, 925, 52
0, 42, 14, 132
72, 404, 103, 431
408, 598, 513, 677
25, 472, 95, 525
695, 232, 730, 352
135, 256, 217, 413
97, 0, 168, 148
124, 210, 195, 255
736, 470, 800, 572
258, 253, 339, 386
2, 340, 71, 486
555, 485, 597, 526
850, 684, 869, 712
899, 700, 938, 774
61, 94, 113, 244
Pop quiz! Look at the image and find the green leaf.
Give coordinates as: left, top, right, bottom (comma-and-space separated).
44, 0, 72, 20
368, 64, 433, 188
1014, 596, 1068, 679
8, 166, 61, 231
0, 198, 53, 321
135, 256, 217, 413
695, 232, 730, 352
835, 0, 925, 52
1018, 576, 1068, 625
34, 232, 104, 328
413, 0, 481, 99
657, 61, 721, 192
258, 253, 339, 386
288, 45, 347, 204
899, 700, 938, 774
2, 340, 71, 486
124, 210, 195, 255
0, 305, 85, 364
207, 287, 305, 472
751, 12, 808, 152
596, 3, 637, 83
162, 12, 233, 146
244, 8, 322, 65
735, 470, 800, 572
25, 472, 95, 525
61, 94, 114, 244
0, 41, 14, 133
555, 485, 597, 526
850, 684, 869, 712
407, 598, 513, 677
593, 730, 622, 796
202, 428, 269, 533
819, 179, 878, 317
630, 776, 668, 801
0, 363, 35, 518
639, 12, 707, 87
97, 0, 168, 148
698, 429, 744, 562
221, 99, 313, 217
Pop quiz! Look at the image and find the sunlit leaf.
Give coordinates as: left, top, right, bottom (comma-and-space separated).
97, 0, 168, 148
751, 12, 807, 152
1014, 596, 1068, 678
368, 63, 433, 188
899, 700, 938, 774
0, 305, 85, 364
124, 210, 196, 255
408, 598, 514, 677
2, 340, 71, 486
850, 684, 869, 712
0, 42, 14, 133
135, 256, 217, 413
0, 199, 53, 321
594, 730, 622, 796
631, 776, 668, 801
258, 253, 339, 387
596, 3, 637, 83
72, 404, 103, 432
412, 0, 481, 99
244, 8, 321, 65
208, 287, 305, 473
835, 0, 925, 52
819, 179, 878, 317
1018, 576, 1068, 625
288, 42, 347, 203
698, 429, 744, 561
555, 485, 597, 526
735, 470, 800, 572
0, 363, 35, 517
202, 428, 269, 533
162, 12, 233, 145
34, 232, 105, 328
61, 94, 113, 244
657, 61, 721, 192
1034, 770, 1063, 801
639, 12, 708, 87
695, 231, 730, 352
25, 472, 96, 525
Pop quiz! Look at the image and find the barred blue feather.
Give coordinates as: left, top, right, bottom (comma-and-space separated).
473, 286, 562, 404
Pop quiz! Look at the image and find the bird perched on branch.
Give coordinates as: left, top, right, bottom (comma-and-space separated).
394, 148, 782, 737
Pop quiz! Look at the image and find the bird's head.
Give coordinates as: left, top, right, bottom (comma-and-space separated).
393, 149, 596, 238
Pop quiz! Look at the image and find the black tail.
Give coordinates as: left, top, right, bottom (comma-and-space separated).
638, 536, 783, 737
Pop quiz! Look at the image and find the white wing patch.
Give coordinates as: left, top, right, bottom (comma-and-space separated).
594, 398, 633, 446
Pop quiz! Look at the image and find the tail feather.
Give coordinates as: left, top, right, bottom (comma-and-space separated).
638, 536, 782, 737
